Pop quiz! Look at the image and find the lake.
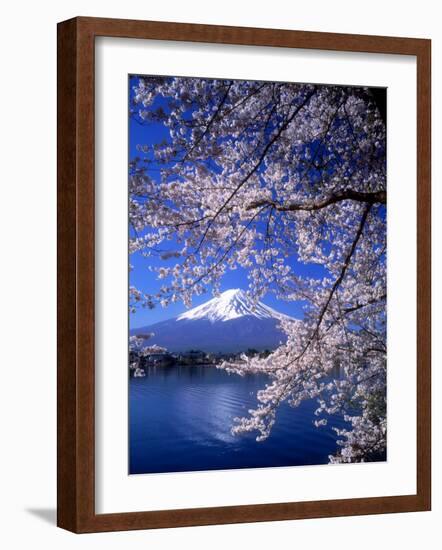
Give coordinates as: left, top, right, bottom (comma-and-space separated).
129, 364, 349, 475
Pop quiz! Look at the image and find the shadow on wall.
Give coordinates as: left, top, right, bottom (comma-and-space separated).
26, 508, 56, 526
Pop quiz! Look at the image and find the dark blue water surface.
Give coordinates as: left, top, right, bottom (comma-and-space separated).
129, 365, 348, 475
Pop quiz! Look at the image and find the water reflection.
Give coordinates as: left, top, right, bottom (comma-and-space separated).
129, 364, 349, 474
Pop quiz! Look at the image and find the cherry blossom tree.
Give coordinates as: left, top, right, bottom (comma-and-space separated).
129, 334, 167, 377
129, 76, 387, 463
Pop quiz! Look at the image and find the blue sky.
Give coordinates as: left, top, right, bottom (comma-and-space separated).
128, 75, 326, 329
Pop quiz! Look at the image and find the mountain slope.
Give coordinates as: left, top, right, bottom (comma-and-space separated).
131, 289, 297, 353
176, 288, 292, 323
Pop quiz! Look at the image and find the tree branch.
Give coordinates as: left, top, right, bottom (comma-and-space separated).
180, 82, 233, 163
194, 87, 317, 253
246, 189, 386, 212
314, 203, 373, 334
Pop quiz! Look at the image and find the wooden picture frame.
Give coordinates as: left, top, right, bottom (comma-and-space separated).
57, 16, 431, 533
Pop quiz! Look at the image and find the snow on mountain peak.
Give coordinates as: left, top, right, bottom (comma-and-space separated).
177, 288, 293, 323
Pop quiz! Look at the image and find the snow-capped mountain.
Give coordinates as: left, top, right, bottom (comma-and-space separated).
177, 288, 292, 323
131, 289, 297, 353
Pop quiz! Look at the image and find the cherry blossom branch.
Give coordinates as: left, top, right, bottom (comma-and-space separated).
194, 87, 317, 253
180, 82, 233, 163
270, 203, 373, 370
246, 189, 386, 212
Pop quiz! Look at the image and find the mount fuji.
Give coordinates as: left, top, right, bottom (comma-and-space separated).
131, 289, 298, 353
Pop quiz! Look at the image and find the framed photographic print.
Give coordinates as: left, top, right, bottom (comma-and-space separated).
57, 17, 431, 532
